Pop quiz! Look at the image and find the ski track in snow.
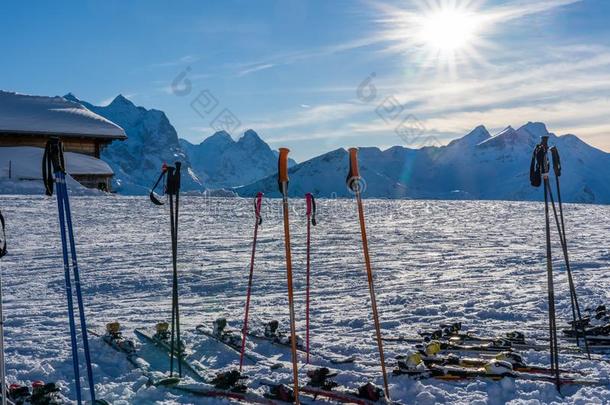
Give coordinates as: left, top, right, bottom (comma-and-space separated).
0, 195, 609, 404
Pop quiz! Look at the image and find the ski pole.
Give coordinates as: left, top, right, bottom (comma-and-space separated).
346, 148, 390, 399
168, 163, 183, 378
532, 136, 561, 389
0, 209, 7, 405
43, 139, 83, 404
59, 171, 96, 402
550, 147, 590, 358
278, 148, 300, 405
305, 193, 316, 365
239, 192, 263, 371
543, 176, 560, 389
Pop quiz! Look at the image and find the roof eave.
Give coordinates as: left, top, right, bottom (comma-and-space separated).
0, 129, 127, 140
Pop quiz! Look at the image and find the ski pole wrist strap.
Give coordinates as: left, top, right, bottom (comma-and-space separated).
254, 192, 263, 225
550, 146, 561, 177
305, 193, 317, 226
166, 162, 182, 195
42, 138, 66, 196
346, 147, 361, 193
0, 209, 6, 258
149, 164, 168, 205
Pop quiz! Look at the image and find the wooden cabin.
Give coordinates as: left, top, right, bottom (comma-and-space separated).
0, 91, 127, 191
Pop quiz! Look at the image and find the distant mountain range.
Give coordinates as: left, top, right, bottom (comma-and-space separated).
180, 130, 296, 189
237, 122, 610, 204
66, 94, 288, 194
66, 94, 610, 204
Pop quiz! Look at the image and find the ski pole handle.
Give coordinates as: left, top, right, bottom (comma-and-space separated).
254, 192, 263, 225
550, 146, 561, 177
174, 161, 182, 192
346, 147, 361, 193
305, 193, 316, 226
278, 148, 290, 195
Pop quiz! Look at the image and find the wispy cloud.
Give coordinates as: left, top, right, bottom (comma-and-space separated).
150, 55, 199, 68
237, 63, 275, 77
249, 102, 370, 131
251, 39, 610, 152
484, 0, 583, 21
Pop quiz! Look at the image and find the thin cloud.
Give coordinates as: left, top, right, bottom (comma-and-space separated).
238, 63, 275, 77
150, 55, 199, 68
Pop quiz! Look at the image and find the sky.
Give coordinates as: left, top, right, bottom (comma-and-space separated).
1, 0, 609, 162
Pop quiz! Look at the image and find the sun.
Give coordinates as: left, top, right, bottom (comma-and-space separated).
376, 0, 490, 76
418, 8, 481, 52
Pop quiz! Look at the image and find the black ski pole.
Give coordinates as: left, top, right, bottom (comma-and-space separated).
0, 209, 7, 405
149, 162, 182, 377
170, 162, 182, 377
166, 163, 182, 378
530, 136, 561, 390
550, 146, 590, 358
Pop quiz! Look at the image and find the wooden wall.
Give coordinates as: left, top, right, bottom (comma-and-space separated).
71, 174, 113, 192
0, 134, 111, 158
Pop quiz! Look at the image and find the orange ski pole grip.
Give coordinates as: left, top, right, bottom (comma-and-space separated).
278, 147, 290, 193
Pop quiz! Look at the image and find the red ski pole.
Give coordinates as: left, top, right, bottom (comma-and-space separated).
239, 192, 263, 371
305, 193, 316, 364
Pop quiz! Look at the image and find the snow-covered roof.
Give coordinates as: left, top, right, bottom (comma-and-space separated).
0, 91, 127, 140
0, 146, 113, 178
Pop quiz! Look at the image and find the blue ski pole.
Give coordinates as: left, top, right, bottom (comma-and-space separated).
43, 139, 83, 404
60, 171, 97, 402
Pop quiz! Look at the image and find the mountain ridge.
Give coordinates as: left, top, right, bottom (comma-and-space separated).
236, 121, 610, 204
62, 94, 609, 204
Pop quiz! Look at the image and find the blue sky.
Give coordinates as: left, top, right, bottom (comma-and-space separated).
1, 0, 609, 161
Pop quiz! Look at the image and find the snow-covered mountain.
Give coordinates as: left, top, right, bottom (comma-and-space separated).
236, 148, 409, 198
65, 94, 203, 194
236, 122, 610, 204
180, 129, 295, 189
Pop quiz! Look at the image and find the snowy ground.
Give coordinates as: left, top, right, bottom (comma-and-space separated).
0, 195, 609, 404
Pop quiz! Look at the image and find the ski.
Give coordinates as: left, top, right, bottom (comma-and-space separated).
252, 320, 306, 352
393, 355, 608, 387
396, 350, 587, 377
133, 326, 279, 403
8, 381, 66, 405
195, 319, 259, 363
387, 325, 585, 354
246, 329, 356, 365
170, 383, 279, 405
246, 319, 355, 364
264, 367, 397, 405
89, 324, 181, 387
134, 325, 207, 382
